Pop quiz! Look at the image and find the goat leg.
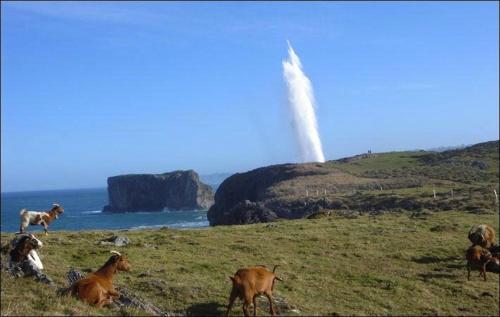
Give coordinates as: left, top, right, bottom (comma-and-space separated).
108, 289, 120, 299
265, 292, 276, 316
242, 300, 251, 317
482, 263, 488, 281
225, 291, 237, 317
252, 295, 257, 317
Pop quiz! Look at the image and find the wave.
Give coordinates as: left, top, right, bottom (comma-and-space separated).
81, 210, 102, 214
110, 209, 207, 215
129, 220, 209, 231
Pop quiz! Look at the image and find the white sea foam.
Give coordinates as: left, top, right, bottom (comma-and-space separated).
129, 220, 209, 231
81, 210, 102, 214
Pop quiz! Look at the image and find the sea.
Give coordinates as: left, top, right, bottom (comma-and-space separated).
0, 188, 209, 233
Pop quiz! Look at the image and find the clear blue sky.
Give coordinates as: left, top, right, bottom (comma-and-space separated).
1, 1, 498, 192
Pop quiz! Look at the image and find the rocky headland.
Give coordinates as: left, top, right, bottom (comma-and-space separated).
208, 141, 499, 226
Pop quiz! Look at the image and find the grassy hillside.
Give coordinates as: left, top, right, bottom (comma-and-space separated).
1, 211, 499, 316
268, 141, 499, 215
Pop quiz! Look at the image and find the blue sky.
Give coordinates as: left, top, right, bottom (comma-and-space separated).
1, 1, 498, 192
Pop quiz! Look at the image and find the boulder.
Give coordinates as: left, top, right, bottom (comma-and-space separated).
99, 236, 131, 247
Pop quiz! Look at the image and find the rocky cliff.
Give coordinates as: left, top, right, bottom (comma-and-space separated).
103, 170, 214, 212
207, 163, 334, 225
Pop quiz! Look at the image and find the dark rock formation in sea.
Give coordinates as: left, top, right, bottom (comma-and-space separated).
103, 170, 214, 212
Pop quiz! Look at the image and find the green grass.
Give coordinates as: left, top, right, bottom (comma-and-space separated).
2, 211, 499, 316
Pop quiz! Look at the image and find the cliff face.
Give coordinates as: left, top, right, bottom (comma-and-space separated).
103, 170, 214, 212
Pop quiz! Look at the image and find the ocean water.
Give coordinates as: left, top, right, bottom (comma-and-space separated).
0, 188, 209, 233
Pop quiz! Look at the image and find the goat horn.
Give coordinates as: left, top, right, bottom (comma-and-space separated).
110, 250, 121, 256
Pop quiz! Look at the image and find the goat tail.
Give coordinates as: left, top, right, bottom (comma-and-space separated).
19, 208, 27, 216
272, 265, 280, 273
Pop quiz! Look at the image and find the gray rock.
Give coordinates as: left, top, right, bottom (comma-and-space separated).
100, 235, 131, 247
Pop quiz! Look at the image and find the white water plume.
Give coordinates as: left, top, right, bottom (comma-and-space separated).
282, 41, 325, 163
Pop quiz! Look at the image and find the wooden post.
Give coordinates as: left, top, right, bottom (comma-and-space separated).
494, 189, 498, 204
433, 185, 436, 199
316, 190, 319, 197
324, 189, 327, 196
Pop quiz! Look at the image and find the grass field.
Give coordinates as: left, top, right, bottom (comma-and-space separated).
1, 210, 499, 316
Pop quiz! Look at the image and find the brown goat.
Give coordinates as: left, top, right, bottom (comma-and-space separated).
468, 224, 496, 249
68, 251, 131, 307
226, 265, 283, 317
466, 245, 496, 281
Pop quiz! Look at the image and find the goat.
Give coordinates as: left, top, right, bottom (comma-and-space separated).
8, 233, 44, 269
68, 251, 131, 308
19, 203, 64, 236
468, 224, 496, 249
6, 233, 52, 283
226, 265, 283, 317
466, 245, 497, 281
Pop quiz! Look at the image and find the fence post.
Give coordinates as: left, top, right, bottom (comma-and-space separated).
494, 189, 498, 204
433, 185, 436, 199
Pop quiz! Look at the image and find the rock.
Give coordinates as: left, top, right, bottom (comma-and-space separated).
99, 235, 131, 247
103, 170, 214, 212
215, 200, 278, 226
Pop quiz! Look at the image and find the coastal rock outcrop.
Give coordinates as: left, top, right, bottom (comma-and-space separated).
207, 163, 332, 226
103, 170, 214, 212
